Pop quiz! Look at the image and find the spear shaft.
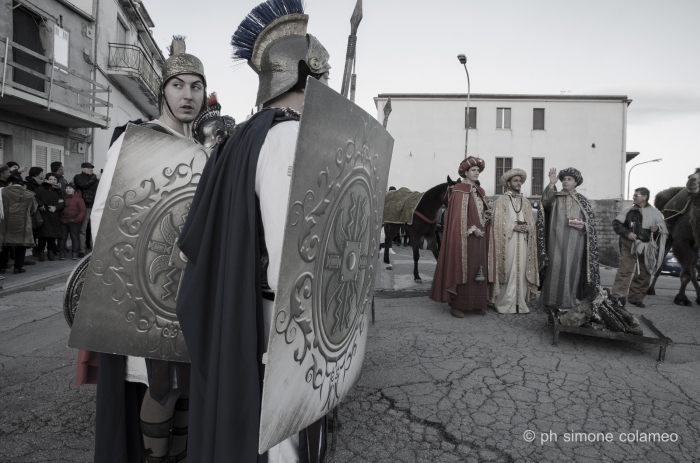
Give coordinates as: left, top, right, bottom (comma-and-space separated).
341, 0, 362, 98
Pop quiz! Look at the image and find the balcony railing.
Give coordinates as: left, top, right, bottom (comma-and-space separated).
0, 36, 111, 127
107, 43, 160, 100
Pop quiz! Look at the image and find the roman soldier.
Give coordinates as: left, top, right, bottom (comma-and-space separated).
193, 92, 236, 149
176, 0, 330, 461
78, 36, 206, 463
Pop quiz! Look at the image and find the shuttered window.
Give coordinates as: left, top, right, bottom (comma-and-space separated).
495, 157, 513, 194
497, 108, 511, 129
533, 108, 545, 130
465, 107, 477, 129
54, 25, 70, 68
532, 158, 545, 196
31, 140, 64, 172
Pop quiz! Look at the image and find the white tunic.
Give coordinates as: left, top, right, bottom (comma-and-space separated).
255, 120, 301, 461
92, 120, 188, 387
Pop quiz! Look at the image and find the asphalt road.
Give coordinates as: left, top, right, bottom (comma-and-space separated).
1, 247, 699, 462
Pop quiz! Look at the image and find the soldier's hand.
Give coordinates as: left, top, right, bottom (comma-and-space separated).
548, 167, 558, 185
628, 232, 638, 241
96, 173, 102, 180
651, 224, 659, 232
474, 229, 485, 237
48, 206, 56, 212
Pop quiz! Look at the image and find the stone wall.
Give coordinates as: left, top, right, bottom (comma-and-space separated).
590, 199, 632, 268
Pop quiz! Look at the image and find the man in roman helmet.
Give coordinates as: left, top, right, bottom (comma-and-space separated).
80, 36, 205, 463
175, 1, 330, 461
537, 167, 600, 311
193, 92, 236, 150
489, 168, 539, 314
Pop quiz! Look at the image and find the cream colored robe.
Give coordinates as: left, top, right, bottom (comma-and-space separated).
490, 192, 539, 313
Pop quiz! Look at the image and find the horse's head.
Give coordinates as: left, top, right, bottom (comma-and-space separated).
441, 175, 459, 206
687, 169, 700, 195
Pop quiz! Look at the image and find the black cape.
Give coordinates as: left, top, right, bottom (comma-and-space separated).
176, 109, 276, 462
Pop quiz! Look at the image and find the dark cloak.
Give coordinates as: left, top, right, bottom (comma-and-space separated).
176, 109, 276, 462
536, 189, 601, 301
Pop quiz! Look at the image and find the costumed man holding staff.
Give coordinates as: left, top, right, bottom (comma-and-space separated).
611, 187, 668, 308
176, 1, 328, 461
77, 36, 205, 462
430, 156, 496, 317
490, 168, 539, 314
538, 167, 600, 310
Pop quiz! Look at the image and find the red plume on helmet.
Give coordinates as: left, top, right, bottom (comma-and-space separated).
206, 92, 218, 108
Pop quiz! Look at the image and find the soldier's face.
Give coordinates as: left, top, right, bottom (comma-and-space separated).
164, 75, 204, 123
561, 175, 577, 192
508, 176, 523, 192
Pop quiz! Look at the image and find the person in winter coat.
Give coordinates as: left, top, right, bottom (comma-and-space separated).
59, 183, 86, 260
6, 162, 27, 185
34, 173, 64, 261
24, 166, 44, 192
0, 165, 11, 188
73, 162, 100, 257
0, 178, 38, 274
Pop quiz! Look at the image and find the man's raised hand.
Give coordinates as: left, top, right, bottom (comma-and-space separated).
548, 168, 558, 185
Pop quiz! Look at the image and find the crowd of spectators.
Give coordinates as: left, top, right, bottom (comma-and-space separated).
0, 160, 99, 290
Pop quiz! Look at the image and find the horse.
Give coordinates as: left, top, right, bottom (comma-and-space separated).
646, 170, 700, 306
383, 176, 458, 282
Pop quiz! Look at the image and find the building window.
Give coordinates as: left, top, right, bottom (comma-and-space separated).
531, 158, 545, 196
0, 136, 4, 164
533, 108, 545, 130
12, 5, 46, 92
495, 157, 513, 195
53, 25, 70, 68
31, 140, 64, 172
496, 108, 511, 129
117, 18, 128, 44
465, 107, 477, 129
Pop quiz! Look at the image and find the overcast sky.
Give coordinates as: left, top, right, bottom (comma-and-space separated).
145, 0, 700, 198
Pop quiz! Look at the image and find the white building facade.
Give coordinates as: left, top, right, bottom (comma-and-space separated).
375, 94, 632, 200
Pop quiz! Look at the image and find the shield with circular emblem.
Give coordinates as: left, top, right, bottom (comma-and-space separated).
258, 78, 394, 452
67, 125, 208, 362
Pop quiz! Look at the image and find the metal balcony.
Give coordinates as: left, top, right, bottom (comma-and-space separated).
107, 43, 161, 117
0, 36, 111, 129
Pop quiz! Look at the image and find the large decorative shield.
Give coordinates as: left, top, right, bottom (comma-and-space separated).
67, 125, 208, 362
259, 79, 394, 452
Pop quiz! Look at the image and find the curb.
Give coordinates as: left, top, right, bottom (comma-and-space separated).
0, 269, 72, 296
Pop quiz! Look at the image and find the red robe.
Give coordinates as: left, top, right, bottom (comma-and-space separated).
430, 183, 496, 310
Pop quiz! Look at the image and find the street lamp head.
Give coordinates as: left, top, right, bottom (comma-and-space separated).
457, 54, 467, 65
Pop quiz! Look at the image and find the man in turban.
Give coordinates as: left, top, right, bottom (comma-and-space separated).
430, 156, 496, 317
489, 168, 539, 313
537, 167, 600, 311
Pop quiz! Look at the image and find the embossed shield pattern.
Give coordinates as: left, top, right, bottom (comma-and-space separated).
68, 125, 208, 362
259, 79, 394, 452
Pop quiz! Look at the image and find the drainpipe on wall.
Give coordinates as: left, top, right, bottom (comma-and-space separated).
621, 99, 628, 200
88, 0, 100, 165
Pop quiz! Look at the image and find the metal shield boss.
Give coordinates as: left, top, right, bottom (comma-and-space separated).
68, 125, 208, 362
259, 78, 394, 452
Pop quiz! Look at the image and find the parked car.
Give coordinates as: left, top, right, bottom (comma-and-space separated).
661, 248, 700, 276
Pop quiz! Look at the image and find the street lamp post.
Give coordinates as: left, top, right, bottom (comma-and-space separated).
457, 54, 470, 160
627, 158, 662, 200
